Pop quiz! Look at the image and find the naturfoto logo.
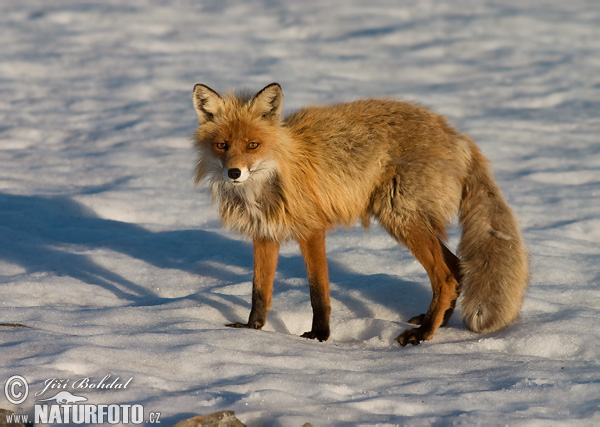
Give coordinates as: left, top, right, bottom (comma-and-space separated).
4, 375, 161, 425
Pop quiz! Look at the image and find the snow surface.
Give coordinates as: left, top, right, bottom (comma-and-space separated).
1, 0, 599, 425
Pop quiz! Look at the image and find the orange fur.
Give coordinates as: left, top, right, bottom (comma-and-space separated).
192, 83, 529, 346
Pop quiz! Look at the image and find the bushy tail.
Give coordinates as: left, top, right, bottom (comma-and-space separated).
458, 142, 529, 333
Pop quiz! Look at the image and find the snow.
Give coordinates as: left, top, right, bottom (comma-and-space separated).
1, 0, 599, 425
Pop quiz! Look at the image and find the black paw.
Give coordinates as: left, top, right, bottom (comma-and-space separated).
300, 330, 330, 342
396, 327, 432, 346
225, 321, 263, 330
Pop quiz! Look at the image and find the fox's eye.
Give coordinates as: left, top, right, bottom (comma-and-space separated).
215, 142, 228, 150
247, 142, 259, 150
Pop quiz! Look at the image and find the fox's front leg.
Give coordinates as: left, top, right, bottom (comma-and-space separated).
226, 238, 279, 330
297, 230, 331, 342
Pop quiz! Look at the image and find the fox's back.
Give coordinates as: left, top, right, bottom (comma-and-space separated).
284, 98, 466, 168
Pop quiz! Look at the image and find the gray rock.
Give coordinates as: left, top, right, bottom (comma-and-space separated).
174, 410, 245, 427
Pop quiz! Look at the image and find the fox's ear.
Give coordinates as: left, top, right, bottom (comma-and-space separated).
250, 83, 283, 120
193, 84, 225, 125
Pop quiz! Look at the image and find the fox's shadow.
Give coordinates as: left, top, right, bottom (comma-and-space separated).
0, 191, 431, 325
0, 192, 252, 303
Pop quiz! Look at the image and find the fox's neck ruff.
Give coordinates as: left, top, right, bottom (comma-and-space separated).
211, 163, 294, 241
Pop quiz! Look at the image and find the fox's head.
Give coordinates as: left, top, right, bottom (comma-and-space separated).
192, 83, 283, 187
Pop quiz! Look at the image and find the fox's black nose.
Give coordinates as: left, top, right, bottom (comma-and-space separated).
228, 168, 242, 180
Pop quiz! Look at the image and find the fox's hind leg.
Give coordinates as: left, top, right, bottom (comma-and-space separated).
374, 195, 460, 346
407, 239, 462, 327
297, 230, 331, 342
394, 225, 460, 345
226, 238, 279, 330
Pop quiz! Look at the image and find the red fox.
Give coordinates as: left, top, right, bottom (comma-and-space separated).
192, 83, 529, 346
